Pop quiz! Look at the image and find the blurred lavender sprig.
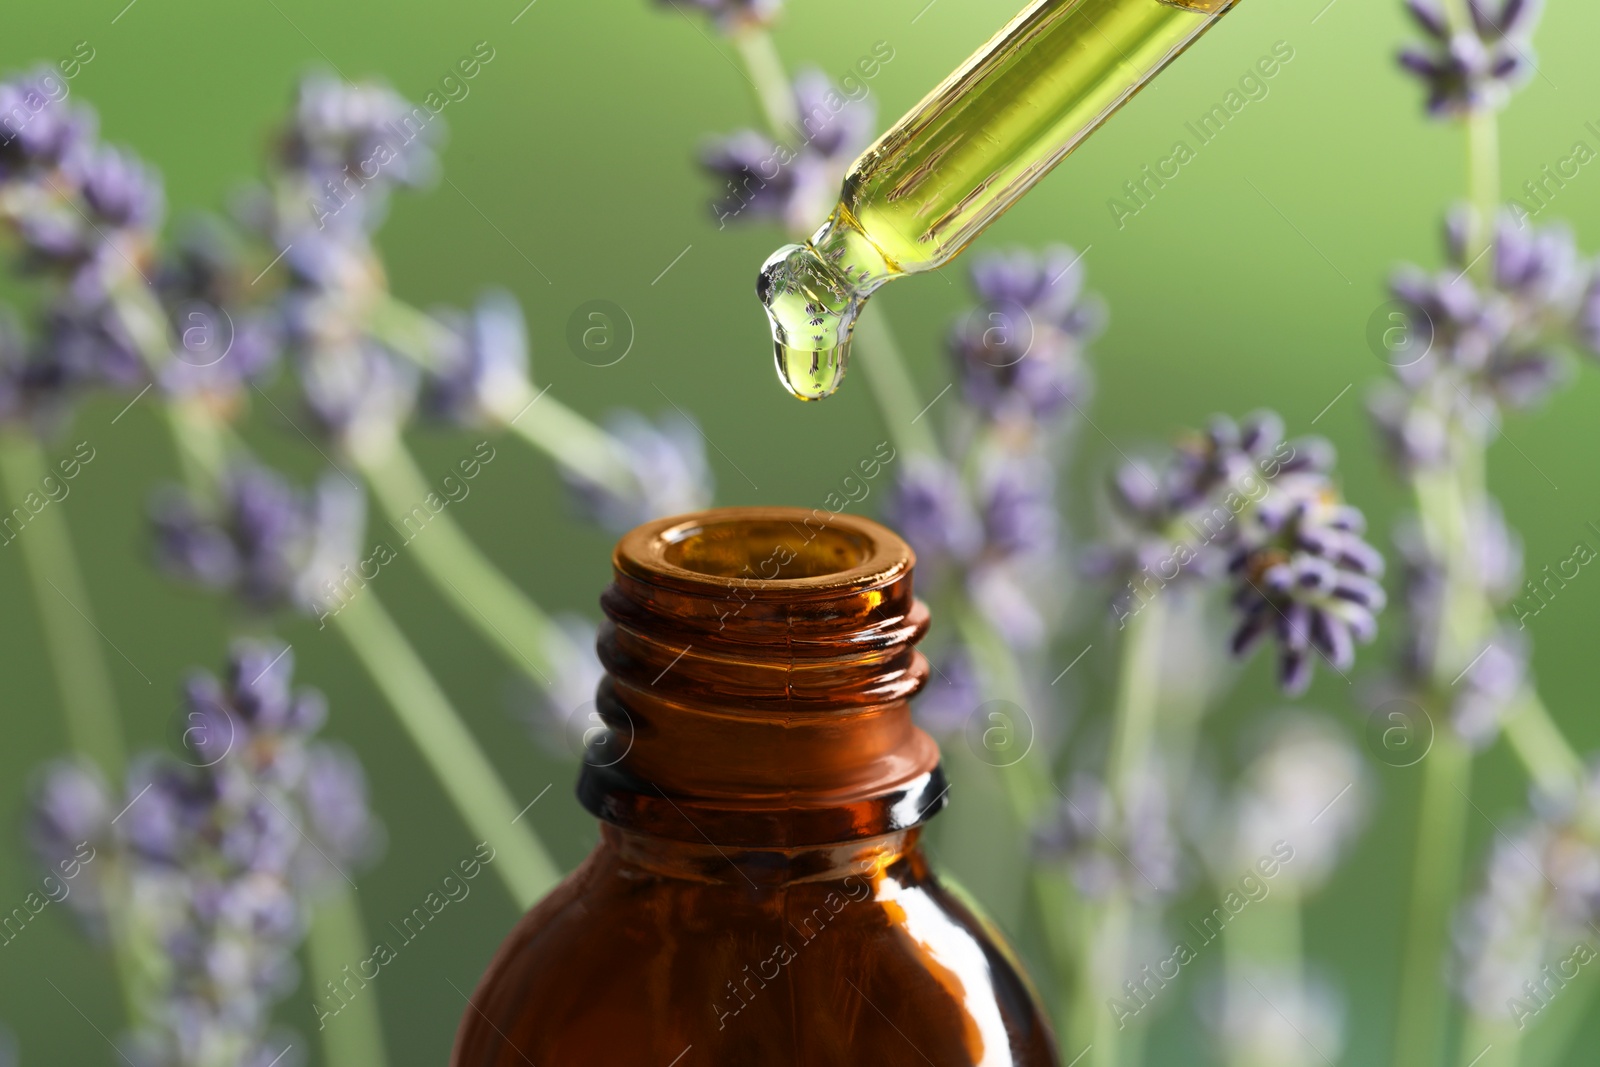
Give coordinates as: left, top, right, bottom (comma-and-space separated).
700, 68, 875, 235
30, 642, 379, 1067
1089, 412, 1385, 695
886, 245, 1094, 665
1456, 756, 1600, 1025
1370, 210, 1598, 472
151, 463, 364, 619
1399, 0, 1543, 117
1034, 761, 1184, 903
659, 0, 783, 32
563, 410, 714, 533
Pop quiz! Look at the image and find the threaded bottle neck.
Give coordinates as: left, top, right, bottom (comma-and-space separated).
577, 507, 946, 849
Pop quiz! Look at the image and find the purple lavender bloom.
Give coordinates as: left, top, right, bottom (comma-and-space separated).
883, 456, 982, 569
151, 465, 364, 615
421, 290, 531, 426
1230, 485, 1387, 695
563, 410, 713, 532
1392, 502, 1521, 689
278, 73, 439, 232
0, 68, 94, 176
1034, 765, 1183, 902
295, 341, 419, 452
1372, 210, 1589, 471
1451, 628, 1529, 747
701, 70, 875, 234
1088, 411, 1349, 647
28, 759, 113, 864
1399, 0, 1542, 117
977, 452, 1058, 560
30, 643, 379, 1067
911, 649, 982, 737
656, 0, 783, 30
949, 245, 1103, 425
525, 615, 607, 760
74, 144, 164, 230
156, 221, 283, 406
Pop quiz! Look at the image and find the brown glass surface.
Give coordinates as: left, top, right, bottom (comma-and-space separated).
453, 508, 1059, 1065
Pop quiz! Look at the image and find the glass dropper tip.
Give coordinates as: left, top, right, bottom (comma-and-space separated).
757, 241, 864, 402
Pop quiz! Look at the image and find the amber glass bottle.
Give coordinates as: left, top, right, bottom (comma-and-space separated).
452, 508, 1058, 1065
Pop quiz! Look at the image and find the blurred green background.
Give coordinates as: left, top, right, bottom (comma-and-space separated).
4, 0, 1600, 1063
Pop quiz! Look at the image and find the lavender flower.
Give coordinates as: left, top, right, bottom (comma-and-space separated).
1034, 763, 1182, 902
1399, 0, 1542, 117
1450, 628, 1530, 747
276, 73, 440, 231
525, 615, 606, 760
1087, 412, 1327, 596
910, 649, 983, 737
1456, 758, 1600, 1024
30, 642, 377, 1067
1372, 210, 1592, 470
1229, 483, 1387, 695
151, 464, 365, 615
156, 221, 282, 408
1085, 410, 1381, 692
1202, 966, 1347, 1067
1221, 717, 1368, 892
701, 70, 875, 234
421, 290, 531, 426
1388, 504, 1522, 716
883, 456, 983, 570
563, 410, 713, 532
949, 245, 1103, 425
0, 68, 93, 177
657, 0, 783, 30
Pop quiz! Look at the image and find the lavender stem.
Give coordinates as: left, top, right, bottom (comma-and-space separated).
358, 441, 580, 684
732, 27, 800, 135
365, 293, 638, 499
307, 883, 390, 1067
332, 592, 561, 908
1500, 690, 1583, 797
852, 308, 942, 460
1073, 600, 1165, 1067
0, 433, 126, 776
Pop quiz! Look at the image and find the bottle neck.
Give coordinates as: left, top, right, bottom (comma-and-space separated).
577, 507, 946, 850
601, 823, 925, 887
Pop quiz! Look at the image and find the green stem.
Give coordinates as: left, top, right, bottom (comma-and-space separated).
1078, 891, 1131, 1067
358, 442, 578, 686
1069, 602, 1166, 1067
332, 593, 560, 909
364, 293, 637, 501
852, 310, 941, 461
1459, 1014, 1519, 1067
1501, 690, 1584, 797
369, 293, 451, 373
0, 432, 127, 775
1221, 889, 1305, 1067
306, 884, 389, 1067
1394, 732, 1474, 1067
1106, 603, 1164, 795
0, 434, 151, 1032
1466, 110, 1501, 268
498, 390, 638, 500
732, 28, 799, 137
164, 399, 229, 498
1033, 866, 1084, 1038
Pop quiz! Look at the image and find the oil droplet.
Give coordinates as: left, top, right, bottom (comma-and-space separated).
757, 242, 862, 401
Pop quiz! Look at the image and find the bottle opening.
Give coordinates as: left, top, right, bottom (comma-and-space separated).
662, 518, 871, 580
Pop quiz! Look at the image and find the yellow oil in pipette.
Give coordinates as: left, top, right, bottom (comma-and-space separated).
758, 0, 1238, 400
